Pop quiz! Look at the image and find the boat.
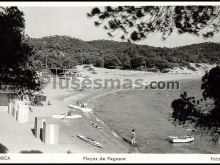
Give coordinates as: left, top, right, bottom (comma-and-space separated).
168, 135, 194, 143
186, 128, 197, 132
68, 104, 92, 112
52, 114, 82, 119
77, 135, 102, 148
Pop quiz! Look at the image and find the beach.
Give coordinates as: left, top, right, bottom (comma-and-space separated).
0, 66, 204, 153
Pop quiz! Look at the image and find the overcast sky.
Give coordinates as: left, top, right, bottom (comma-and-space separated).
19, 6, 220, 48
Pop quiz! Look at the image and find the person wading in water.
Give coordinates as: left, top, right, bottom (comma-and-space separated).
131, 129, 136, 145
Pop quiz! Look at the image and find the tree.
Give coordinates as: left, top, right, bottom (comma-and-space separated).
88, 6, 220, 42
201, 66, 220, 103
121, 54, 131, 70
171, 66, 220, 143
88, 5, 220, 142
130, 56, 144, 69
0, 143, 8, 153
0, 7, 40, 92
104, 53, 121, 68
94, 56, 105, 68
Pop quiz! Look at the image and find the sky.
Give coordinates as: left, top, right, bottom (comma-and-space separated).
19, 6, 220, 48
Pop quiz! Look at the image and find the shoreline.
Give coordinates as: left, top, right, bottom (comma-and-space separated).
84, 76, 202, 152
61, 88, 134, 152
0, 66, 203, 153
43, 71, 202, 153
87, 78, 204, 153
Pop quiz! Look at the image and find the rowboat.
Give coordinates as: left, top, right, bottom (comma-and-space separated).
186, 128, 198, 132
77, 135, 102, 148
68, 104, 92, 112
168, 135, 194, 143
51, 114, 82, 119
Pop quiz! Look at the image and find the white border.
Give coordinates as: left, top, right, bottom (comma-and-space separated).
0, 1, 220, 163
0, 1, 220, 7
0, 154, 220, 163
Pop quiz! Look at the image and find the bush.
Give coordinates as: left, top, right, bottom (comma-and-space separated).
154, 59, 174, 71
94, 57, 104, 68
0, 143, 8, 153
83, 65, 91, 69
104, 54, 121, 69
136, 66, 145, 71
88, 67, 95, 71
130, 56, 144, 69
195, 63, 201, 67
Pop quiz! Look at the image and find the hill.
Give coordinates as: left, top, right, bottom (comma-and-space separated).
27, 35, 220, 71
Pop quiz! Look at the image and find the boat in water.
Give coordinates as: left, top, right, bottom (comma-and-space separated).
168, 135, 194, 143
77, 135, 103, 148
68, 104, 92, 112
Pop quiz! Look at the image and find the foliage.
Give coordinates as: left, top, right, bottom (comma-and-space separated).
201, 66, 220, 102
28, 36, 220, 72
0, 7, 40, 92
0, 143, 8, 153
28, 36, 101, 69
88, 6, 220, 41
171, 66, 220, 143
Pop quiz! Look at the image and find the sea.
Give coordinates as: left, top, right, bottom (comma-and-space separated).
92, 79, 220, 153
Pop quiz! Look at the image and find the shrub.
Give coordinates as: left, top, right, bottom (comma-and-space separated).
195, 63, 201, 67
88, 67, 95, 71
83, 65, 91, 69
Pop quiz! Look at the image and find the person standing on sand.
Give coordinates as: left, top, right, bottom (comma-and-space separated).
131, 129, 136, 145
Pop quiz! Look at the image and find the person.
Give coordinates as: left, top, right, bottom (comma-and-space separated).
48, 100, 51, 106
77, 100, 80, 106
84, 102, 88, 108
131, 129, 136, 145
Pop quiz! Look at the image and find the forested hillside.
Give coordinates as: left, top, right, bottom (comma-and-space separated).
28, 35, 220, 72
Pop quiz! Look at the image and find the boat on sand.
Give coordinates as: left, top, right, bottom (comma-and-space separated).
77, 135, 103, 148
68, 104, 92, 112
52, 114, 82, 119
168, 135, 194, 143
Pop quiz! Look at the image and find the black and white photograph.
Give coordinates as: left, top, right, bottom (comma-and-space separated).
0, 1, 220, 163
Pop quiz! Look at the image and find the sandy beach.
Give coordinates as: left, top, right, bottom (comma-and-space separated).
0, 65, 203, 153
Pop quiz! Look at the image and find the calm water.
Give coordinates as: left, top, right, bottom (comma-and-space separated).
92, 79, 220, 153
